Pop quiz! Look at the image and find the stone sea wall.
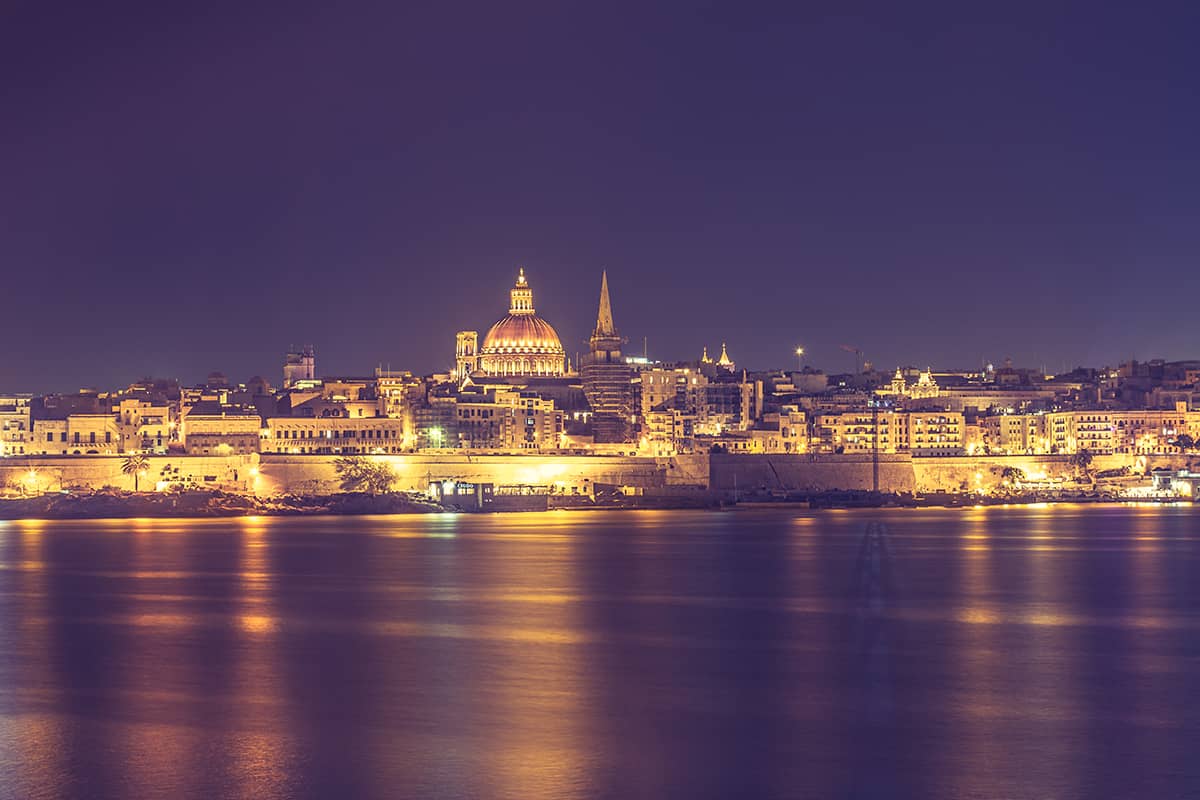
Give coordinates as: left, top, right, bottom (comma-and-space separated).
709, 453, 1197, 494
3, 451, 1193, 498
708, 454, 917, 493
0, 454, 257, 494
257, 453, 708, 494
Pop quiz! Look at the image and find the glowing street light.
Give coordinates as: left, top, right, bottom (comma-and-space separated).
795, 346, 805, 372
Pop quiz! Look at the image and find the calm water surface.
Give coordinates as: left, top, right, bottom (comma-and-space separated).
0, 506, 1198, 799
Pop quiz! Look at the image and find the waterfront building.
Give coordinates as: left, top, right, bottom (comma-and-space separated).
375, 370, 423, 448
1071, 411, 1116, 454
452, 387, 557, 450
0, 394, 32, 456
641, 408, 696, 455
748, 407, 808, 454
116, 397, 175, 454
1110, 407, 1195, 453
640, 367, 697, 418
413, 395, 458, 449
814, 410, 906, 454
262, 416, 405, 454
581, 271, 635, 443
637, 364, 760, 439
812, 409, 963, 456
982, 413, 1041, 454
180, 404, 262, 455
31, 414, 120, 455
907, 412, 964, 456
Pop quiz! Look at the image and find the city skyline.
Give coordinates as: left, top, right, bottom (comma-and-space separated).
4, 4, 1199, 390
3, 259, 1195, 394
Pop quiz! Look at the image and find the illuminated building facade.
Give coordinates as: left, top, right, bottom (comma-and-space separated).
116, 397, 175, 453
32, 414, 121, 455
180, 406, 261, 455
450, 387, 565, 450
262, 417, 405, 454
0, 395, 31, 456
471, 268, 566, 377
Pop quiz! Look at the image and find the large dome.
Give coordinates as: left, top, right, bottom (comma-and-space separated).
477, 268, 566, 377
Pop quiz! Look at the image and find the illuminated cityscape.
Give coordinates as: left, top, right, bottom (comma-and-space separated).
2, 264, 1198, 506
4, 5, 1200, 799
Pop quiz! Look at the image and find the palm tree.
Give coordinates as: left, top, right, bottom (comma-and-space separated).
122, 453, 150, 492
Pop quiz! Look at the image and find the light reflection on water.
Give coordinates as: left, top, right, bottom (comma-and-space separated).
0, 507, 1197, 799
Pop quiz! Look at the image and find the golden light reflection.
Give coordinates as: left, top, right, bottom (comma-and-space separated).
238, 613, 279, 634
458, 515, 595, 798
944, 507, 1005, 790
230, 514, 296, 800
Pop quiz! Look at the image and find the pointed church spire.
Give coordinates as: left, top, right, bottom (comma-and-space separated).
594, 270, 616, 336
717, 342, 734, 369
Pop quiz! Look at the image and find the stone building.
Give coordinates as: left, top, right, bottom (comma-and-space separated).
180, 404, 261, 455
261, 416, 405, 454
32, 414, 121, 455
581, 271, 634, 443
283, 346, 316, 388
468, 268, 567, 378
0, 395, 31, 456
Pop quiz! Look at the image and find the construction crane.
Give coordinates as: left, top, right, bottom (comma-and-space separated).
840, 344, 864, 374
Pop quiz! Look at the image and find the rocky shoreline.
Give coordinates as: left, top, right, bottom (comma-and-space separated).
0, 490, 446, 520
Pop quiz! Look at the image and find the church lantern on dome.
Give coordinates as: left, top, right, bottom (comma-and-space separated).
476, 268, 566, 377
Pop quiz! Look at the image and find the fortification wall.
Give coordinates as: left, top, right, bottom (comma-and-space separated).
5, 451, 1191, 498
912, 453, 1198, 492
257, 454, 677, 494
709, 454, 916, 493
0, 455, 258, 493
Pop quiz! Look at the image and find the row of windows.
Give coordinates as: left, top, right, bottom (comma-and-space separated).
45, 431, 113, 443
272, 428, 399, 439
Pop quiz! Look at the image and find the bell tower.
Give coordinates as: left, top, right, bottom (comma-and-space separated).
455, 331, 479, 381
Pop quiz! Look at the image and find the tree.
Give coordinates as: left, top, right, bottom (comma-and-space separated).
334, 456, 397, 494
1000, 466, 1026, 485
1069, 449, 1094, 481
122, 453, 150, 492
1174, 433, 1196, 451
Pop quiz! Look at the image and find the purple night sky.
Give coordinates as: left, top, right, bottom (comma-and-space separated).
2, 2, 1198, 391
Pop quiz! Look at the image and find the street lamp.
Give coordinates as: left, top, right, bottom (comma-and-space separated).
795, 346, 804, 372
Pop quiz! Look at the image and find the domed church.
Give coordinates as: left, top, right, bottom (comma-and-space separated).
458, 268, 566, 378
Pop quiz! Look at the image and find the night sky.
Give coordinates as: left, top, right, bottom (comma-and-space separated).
3, 2, 1198, 392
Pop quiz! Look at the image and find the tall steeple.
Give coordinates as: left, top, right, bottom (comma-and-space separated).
582, 270, 634, 444
594, 270, 616, 337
